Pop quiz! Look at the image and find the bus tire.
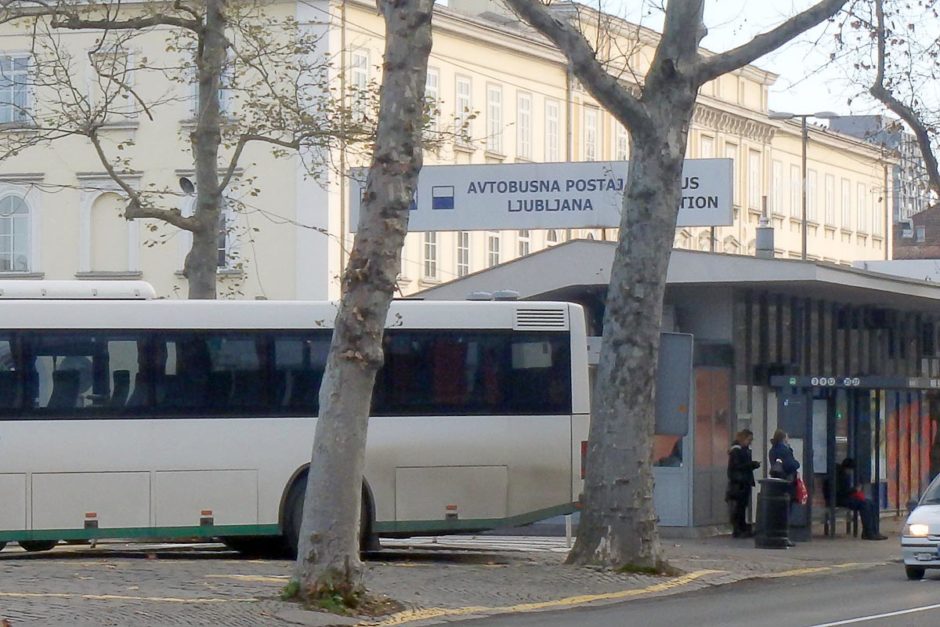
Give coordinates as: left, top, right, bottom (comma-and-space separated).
283, 476, 374, 559
19, 540, 57, 553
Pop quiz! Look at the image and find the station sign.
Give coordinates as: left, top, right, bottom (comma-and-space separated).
348, 159, 733, 232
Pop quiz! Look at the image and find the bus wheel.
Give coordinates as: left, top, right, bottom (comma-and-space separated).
283, 479, 374, 559
19, 540, 57, 553
221, 536, 284, 557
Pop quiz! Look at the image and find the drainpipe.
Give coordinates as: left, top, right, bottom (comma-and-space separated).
566, 65, 574, 240
884, 163, 890, 260
338, 0, 348, 288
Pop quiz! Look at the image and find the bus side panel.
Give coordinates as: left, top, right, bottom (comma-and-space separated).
567, 303, 591, 502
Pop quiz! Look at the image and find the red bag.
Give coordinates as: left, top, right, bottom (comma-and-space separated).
794, 474, 808, 505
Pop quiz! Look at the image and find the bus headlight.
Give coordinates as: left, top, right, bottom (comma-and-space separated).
905, 523, 930, 537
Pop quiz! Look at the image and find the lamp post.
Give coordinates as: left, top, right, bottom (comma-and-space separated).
768, 111, 839, 260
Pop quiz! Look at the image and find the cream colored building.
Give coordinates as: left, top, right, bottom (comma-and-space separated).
0, 0, 894, 300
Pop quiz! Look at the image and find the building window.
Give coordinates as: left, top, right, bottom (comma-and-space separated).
217, 203, 236, 269
857, 182, 868, 233
517, 230, 530, 257
772, 160, 784, 215
807, 169, 818, 221
457, 231, 470, 277
455, 75, 472, 147
487, 231, 500, 267
700, 135, 714, 159
615, 122, 629, 161
873, 193, 884, 236
545, 99, 560, 161
423, 232, 438, 280
424, 67, 440, 137
0, 56, 29, 124
824, 174, 835, 225
0, 195, 29, 272
546, 229, 558, 245
747, 150, 761, 210
841, 178, 851, 229
516, 92, 532, 160
789, 165, 801, 219
583, 106, 598, 161
725, 143, 738, 205
350, 49, 370, 122
486, 84, 503, 154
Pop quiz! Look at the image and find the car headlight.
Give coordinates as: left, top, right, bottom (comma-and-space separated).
905, 523, 930, 537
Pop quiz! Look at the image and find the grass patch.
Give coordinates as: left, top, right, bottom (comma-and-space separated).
281, 578, 404, 619
617, 560, 683, 577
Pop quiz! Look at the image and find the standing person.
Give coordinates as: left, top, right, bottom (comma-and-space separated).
833, 458, 887, 541
769, 429, 800, 483
727, 429, 760, 538
769, 429, 800, 547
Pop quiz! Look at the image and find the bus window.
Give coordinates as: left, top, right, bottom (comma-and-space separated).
273, 335, 329, 413
25, 334, 142, 414
0, 338, 18, 410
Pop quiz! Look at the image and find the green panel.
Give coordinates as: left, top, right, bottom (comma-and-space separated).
373, 503, 577, 534
0, 524, 281, 543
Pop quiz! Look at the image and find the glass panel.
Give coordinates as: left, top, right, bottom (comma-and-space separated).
373, 331, 571, 416
273, 334, 330, 413
26, 333, 141, 413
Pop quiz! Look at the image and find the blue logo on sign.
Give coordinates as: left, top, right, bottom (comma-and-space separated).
432, 185, 455, 210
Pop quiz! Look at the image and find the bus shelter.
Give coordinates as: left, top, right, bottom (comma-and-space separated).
418, 240, 940, 534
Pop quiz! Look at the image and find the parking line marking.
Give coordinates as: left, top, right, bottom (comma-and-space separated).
373, 569, 721, 625
808, 602, 940, 626
206, 574, 289, 584
0, 591, 258, 604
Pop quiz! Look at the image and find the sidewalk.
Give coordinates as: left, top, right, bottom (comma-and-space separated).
0, 522, 904, 627
361, 519, 903, 625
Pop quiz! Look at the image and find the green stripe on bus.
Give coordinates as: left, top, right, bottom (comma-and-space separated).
0, 524, 281, 543
0, 503, 577, 542
372, 503, 577, 534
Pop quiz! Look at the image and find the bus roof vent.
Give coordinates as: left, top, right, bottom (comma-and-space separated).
513, 307, 569, 330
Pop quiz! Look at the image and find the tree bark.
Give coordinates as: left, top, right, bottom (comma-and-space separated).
293, 0, 434, 600
186, 0, 227, 300
506, 0, 848, 569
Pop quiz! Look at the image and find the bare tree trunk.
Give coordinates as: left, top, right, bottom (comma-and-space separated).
569, 112, 691, 568
506, 0, 848, 569
293, 0, 434, 601
186, 0, 227, 300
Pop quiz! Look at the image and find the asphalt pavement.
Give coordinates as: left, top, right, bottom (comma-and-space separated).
461, 563, 939, 627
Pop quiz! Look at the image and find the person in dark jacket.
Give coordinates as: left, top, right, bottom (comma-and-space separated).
727, 429, 760, 538
830, 458, 887, 541
769, 429, 800, 482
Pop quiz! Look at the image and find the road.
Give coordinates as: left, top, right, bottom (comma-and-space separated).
463, 564, 939, 627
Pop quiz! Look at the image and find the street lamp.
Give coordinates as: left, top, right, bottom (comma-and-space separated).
768, 110, 840, 260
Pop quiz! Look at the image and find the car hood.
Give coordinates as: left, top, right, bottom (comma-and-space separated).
908, 504, 940, 525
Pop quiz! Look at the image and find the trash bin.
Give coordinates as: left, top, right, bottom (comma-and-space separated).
754, 477, 790, 549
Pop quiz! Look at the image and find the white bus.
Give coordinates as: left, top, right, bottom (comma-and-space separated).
0, 292, 589, 554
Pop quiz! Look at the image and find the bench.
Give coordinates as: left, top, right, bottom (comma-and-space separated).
818, 506, 859, 537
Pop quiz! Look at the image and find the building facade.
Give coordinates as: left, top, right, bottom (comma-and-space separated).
0, 0, 897, 299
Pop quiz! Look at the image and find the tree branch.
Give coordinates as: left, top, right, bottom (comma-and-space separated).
87, 129, 197, 231
503, 0, 649, 130
869, 0, 940, 197
696, 0, 848, 84
51, 13, 200, 33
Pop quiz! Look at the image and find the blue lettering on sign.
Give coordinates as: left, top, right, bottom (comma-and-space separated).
432, 185, 455, 210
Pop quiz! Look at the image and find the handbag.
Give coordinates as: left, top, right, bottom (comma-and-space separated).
794, 474, 809, 505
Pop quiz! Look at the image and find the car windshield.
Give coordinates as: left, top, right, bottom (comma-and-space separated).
921, 480, 940, 504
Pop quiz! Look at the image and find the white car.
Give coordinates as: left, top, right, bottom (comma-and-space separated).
902, 476, 940, 580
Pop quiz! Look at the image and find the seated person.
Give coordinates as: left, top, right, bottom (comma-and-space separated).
828, 458, 887, 541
